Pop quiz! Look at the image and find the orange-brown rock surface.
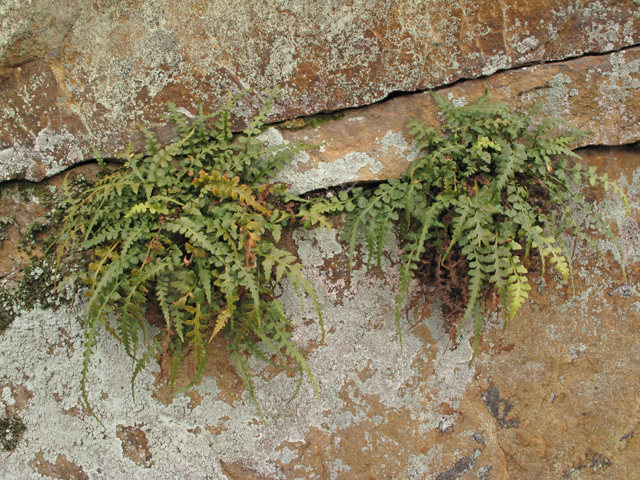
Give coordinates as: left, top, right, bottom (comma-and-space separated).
2, 0, 640, 181
275, 46, 640, 193
1, 1, 640, 479
0, 145, 638, 479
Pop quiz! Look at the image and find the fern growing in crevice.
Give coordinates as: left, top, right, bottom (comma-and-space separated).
58, 88, 328, 423
338, 89, 629, 357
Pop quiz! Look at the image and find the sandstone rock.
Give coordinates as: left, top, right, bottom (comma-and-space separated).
277, 46, 640, 193
1, 2, 640, 477
0, 0, 86, 68
0, 145, 638, 479
1, 0, 640, 181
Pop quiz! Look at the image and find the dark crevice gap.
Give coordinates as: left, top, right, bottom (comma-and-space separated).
310, 41, 640, 115
575, 140, 640, 152
257, 42, 640, 136
3, 43, 640, 187
429, 42, 640, 95
0, 157, 119, 189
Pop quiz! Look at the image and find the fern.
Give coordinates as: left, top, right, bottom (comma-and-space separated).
58, 88, 332, 423
338, 88, 629, 360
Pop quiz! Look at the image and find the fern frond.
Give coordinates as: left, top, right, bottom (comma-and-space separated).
196, 258, 213, 307
229, 348, 264, 422
270, 319, 320, 402
482, 237, 516, 298
493, 143, 526, 194
209, 308, 231, 343
459, 255, 486, 333
164, 218, 226, 256
531, 234, 570, 282
395, 200, 449, 343
507, 258, 531, 319
469, 300, 485, 366
263, 246, 325, 342
184, 303, 209, 365
80, 313, 105, 429
342, 195, 382, 268
156, 276, 173, 330
192, 170, 272, 215
131, 342, 158, 402
442, 195, 473, 264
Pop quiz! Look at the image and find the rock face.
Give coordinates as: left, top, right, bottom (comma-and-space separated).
276, 46, 640, 193
0, 145, 638, 479
1, 0, 640, 181
1, 1, 640, 479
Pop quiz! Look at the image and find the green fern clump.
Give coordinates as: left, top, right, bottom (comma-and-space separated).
341, 90, 629, 359
58, 88, 328, 422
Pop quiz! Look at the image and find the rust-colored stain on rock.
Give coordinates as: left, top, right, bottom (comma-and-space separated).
2, 1, 640, 181
115, 424, 154, 468
30, 451, 89, 480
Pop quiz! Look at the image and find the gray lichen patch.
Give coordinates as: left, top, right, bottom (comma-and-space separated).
0, 129, 87, 183
598, 51, 640, 119
541, 72, 573, 118
0, 256, 65, 331
293, 226, 343, 268
376, 131, 420, 163
263, 127, 384, 194
559, 146, 640, 275
0, 218, 482, 478
595, 164, 640, 268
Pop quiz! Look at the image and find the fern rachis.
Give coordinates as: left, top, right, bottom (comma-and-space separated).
338, 89, 629, 360
58, 88, 335, 423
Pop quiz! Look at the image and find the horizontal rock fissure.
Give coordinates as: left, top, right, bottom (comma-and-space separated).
379, 41, 640, 110
5, 43, 640, 185
263, 41, 640, 127
0, 157, 113, 188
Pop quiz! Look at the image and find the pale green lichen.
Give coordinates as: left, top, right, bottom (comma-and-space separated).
541, 72, 572, 118
598, 50, 640, 117
0, 218, 481, 478
596, 165, 640, 267
0, 0, 83, 68
293, 228, 343, 268
482, 53, 510, 76
0, 129, 86, 182
0, 254, 75, 331
259, 127, 384, 194
376, 130, 420, 162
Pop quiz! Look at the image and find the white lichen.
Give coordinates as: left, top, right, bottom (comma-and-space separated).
0, 222, 480, 479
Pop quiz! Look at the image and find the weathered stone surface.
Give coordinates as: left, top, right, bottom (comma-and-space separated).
0, 145, 638, 479
276, 46, 640, 193
0, 0, 85, 68
1, 0, 640, 182
1, 1, 640, 477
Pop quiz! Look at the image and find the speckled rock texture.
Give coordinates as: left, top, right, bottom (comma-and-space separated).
2, 1, 640, 478
275, 46, 640, 193
1, 0, 640, 181
0, 145, 639, 479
